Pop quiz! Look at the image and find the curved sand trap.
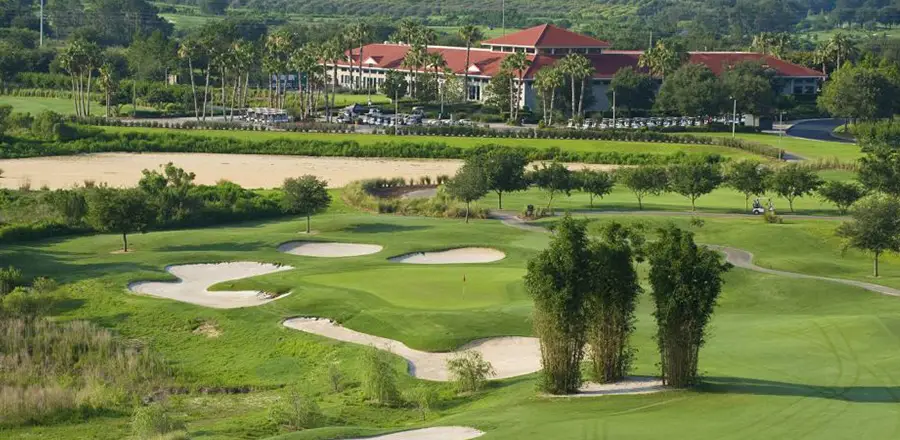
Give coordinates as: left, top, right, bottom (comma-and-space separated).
278, 241, 383, 258
129, 262, 293, 309
283, 317, 540, 381
388, 248, 505, 265
346, 427, 484, 440
554, 377, 667, 398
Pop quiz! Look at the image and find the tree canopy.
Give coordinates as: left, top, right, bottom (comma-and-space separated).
655, 63, 726, 116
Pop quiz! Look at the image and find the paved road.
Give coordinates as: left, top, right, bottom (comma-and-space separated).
785, 118, 853, 143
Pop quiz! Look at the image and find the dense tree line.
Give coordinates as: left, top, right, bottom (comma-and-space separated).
0, 162, 332, 245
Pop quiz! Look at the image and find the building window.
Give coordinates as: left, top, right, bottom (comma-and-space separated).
468, 84, 481, 101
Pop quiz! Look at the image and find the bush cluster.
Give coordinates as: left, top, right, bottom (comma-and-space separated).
385, 125, 783, 159
343, 180, 489, 219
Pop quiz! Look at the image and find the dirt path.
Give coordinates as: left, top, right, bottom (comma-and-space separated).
493, 212, 898, 297
0, 153, 619, 190
706, 246, 900, 297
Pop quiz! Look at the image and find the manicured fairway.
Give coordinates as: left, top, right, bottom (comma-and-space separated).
697, 131, 862, 162
3, 202, 900, 439
99, 126, 769, 160
481, 169, 856, 216
0, 96, 78, 115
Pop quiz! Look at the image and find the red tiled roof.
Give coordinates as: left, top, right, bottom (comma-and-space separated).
687, 52, 824, 77
335, 45, 823, 80
339, 44, 535, 77
482, 24, 611, 48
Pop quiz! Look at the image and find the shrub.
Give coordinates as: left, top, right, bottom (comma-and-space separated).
0, 266, 23, 296
131, 403, 187, 440
326, 363, 344, 393
763, 211, 783, 224
446, 351, 495, 393
404, 386, 438, 421
362, 346, 399, 406
268, 387, 323, 431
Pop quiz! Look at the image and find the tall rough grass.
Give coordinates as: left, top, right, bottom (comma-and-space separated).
0, 318, 170, 427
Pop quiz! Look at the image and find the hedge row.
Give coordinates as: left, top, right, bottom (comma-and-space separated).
386, 125, 784, 159
0, 131, 725, 166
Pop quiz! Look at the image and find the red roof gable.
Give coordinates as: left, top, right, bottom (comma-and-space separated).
482, 24, 610, 48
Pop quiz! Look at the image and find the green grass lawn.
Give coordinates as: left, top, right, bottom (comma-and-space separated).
99, 125, 768, 160
690, 131, 863, 162
0, 96, 78, 115
3, 200, 900, 439
482, 169, 855, 216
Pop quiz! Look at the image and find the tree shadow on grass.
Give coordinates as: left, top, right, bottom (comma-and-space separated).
343, 223, 431, 234
154, 241, 268, 253
700, 376, 900, 403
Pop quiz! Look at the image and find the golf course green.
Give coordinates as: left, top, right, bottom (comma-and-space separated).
3, 198, 900, 439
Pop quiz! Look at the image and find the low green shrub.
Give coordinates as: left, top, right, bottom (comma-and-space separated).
344, 180, 490, 219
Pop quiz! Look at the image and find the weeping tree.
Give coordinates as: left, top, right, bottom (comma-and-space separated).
524, 214, 591, 394
584, 222, 644, 383
648, 226, 731, 388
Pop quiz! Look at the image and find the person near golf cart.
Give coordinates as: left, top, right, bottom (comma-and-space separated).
751, 198, 765, 215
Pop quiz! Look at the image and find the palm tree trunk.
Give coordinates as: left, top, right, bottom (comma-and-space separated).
86, 70, 93, 116
578, 78, 587, 117
188, 58, 200, 121
549, 90, 556, 125
221, 66, 227, 118
464, 44, 471, 101
71, 75, 78, 116
570, 75, 576, 119
202, 66, 211, 122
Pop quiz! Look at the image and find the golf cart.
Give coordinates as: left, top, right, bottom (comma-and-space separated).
751, 199, 765, 215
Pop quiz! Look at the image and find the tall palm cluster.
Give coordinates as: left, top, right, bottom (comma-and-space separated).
58, 39, 103, 117
394, 20, 440, 99
532, 53, 595, 125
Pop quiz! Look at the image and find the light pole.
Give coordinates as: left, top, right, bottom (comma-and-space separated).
731, 98, 737, 138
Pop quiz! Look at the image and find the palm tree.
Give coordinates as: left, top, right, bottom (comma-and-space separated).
559, 53, 594, 119
825, 33, 857, 71
98, 63, 116, 118
349, 21, 372, 92
500, 52, 531, 122
290, 45, 317, 118
264, 31, 293, 109
178, 39, 201, 121
638, 40, 686, 78
533, 65, 563, 125
458, 25, 484, 101
402, 44, 426, 99
322, 37, 345, 122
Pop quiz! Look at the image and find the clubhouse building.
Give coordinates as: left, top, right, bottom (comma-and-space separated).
326, 24, 825, 112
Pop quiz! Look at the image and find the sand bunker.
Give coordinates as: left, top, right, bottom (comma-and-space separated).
555, 377, 667, 398
129, 262, 293, 309
278, 241, 383, 258
346, 427, 485, 440
388, 248, 505, 264
285, 317, 667, 396
283, 317, 540, 381
0, 152, 620, 190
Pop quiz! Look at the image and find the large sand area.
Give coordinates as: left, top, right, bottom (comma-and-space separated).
0, 152, 617, 189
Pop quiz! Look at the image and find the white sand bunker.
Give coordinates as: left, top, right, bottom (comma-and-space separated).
346, 427, 484, 440
388, 248, 505, 264
283, 317, 540, 381
129, 262, 293, 309
555, 377, 667, 398
278, 241, 383, 258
